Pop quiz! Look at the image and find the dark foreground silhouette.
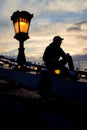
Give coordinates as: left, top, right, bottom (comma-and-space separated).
0, 78, 87, 130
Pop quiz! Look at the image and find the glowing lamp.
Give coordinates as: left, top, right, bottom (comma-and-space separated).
11, 10, 33, 41
17, 65, 21, 69
11, 10, 33, 67
54, 69, 61, 74
33, 66, 38, 71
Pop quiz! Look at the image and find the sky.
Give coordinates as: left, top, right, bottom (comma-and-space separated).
0, 0, 87, 69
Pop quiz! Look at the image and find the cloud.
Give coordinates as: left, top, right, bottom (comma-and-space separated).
67, 24, 81, 32
44, 0, 87, 13
66, 21, 87, 42
67, 21, 87, 32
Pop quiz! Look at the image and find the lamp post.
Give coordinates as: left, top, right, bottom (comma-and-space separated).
11, 10, 33, 68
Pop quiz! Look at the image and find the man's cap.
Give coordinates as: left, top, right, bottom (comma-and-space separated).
53, 36, 64, 42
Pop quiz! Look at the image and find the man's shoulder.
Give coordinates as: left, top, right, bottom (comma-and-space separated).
46, 43, 53, 49
49, 42, 55, 48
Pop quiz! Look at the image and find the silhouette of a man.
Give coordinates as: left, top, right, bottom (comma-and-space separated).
43, 36, 75, 74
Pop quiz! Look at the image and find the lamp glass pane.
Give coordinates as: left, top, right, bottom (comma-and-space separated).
19, 18, 29, 33
14, 21, 19, 34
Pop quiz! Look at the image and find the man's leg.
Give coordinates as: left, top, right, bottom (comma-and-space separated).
67, 55, 74, 70
67, 55, 79, 80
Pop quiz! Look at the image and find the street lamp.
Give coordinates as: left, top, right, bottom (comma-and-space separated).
11, 10, 33, 68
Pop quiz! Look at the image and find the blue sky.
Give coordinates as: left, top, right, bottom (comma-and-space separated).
0, 0, 87, 67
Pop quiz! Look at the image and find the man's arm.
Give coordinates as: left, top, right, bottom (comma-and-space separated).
60, 48, 67, 59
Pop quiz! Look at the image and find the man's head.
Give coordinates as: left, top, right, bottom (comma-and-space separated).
53, 36, 64, 47
53, 36, 64, 42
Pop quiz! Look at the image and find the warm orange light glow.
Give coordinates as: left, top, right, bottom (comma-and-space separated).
20, 21, 29, 33
14, 18, 29, 34
6, 64, 9, 67
14, 21, 19, 33
17, 65, 21, 68
54, 69, 61, 74
33, 66, 38, 71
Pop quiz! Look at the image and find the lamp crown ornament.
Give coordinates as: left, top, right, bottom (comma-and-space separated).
11, 10, 33, 21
